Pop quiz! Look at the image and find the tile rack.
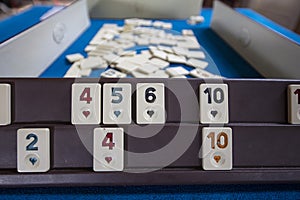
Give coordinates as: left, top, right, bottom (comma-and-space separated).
0, 78, 299, 187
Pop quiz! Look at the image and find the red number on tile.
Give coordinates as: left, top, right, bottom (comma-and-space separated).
80, 87, 92, 104
102, 132, 115, 150
207, 132, 228, 149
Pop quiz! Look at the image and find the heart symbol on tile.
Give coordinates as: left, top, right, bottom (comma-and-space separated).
29, 157, 37, 166
214, 155, 221, 163
210, 110, 218, 118
114, 110, 121, 118
105, 157, 112, 164
147, 110, 155, 118
82, 110, 90, 118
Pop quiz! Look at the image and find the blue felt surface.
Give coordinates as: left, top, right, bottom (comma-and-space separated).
0, 185, 299, 199
2, 7, 300, 78
1, 6, 300, 198
238, 9, 300, 45
0, 5, 53, 43
39, 9, 263, 78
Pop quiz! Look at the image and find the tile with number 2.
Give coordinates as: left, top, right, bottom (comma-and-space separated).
17, 128, 50, 173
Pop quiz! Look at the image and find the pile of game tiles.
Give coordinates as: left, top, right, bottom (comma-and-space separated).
64, 18, 223, 79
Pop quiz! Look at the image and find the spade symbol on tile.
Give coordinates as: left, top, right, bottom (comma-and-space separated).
105, 156, 112, 164
147, 110, 155, 118
114, 110, 121, 118
82, 110, 90, 118
214, 155, 221, 163
29, 157, 37, 166
210, 110, 218, 118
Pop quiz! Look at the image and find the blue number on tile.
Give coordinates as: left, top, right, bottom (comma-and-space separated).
26, 133, 38, 151
111, 87, 123, 104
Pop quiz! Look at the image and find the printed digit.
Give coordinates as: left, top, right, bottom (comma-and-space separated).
217, 132, 228, 149
204, 88, 224, 104
204, 88, 212, 104
214, 88, 224, 104
80, 87, 92, 104
207, 132, 228, 149
145, 87, 156, 103
111, 87, 123, 104
207, 132, 215, 149
102, 132, 115, 150
26, 133, 38, 151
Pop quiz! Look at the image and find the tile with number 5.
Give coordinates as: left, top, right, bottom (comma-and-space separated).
103, 84, 131, 124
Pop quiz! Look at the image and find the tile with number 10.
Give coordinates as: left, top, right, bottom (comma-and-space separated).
200, 84, 229, 124
202, 127, 232, 170
288, 85, 300, 124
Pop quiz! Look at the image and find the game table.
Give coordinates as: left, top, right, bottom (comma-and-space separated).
0, 3, 300, 198
42, 8, 264, 78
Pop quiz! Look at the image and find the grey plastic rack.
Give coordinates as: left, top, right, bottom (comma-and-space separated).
1, 78, 299, 124
0, 78, 299, 187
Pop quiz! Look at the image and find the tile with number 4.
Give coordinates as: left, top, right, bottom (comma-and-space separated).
200, 84, 229, 124
202, 127, 232, 170
17, 128, 50, 173
103, 83, 132, 124
72, 83, 101, 124
136, 83, 165, 124
93, 128, 124, 172
288, 85, 300, 124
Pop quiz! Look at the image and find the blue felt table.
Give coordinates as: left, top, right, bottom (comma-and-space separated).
1, 5, 300, 198
0, 184, 299, 199
39, 9, 263, 78
2, 6, 300, 79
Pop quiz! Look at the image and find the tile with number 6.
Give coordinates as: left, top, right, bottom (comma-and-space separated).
136, 83, 165, 124
93, 127, 124, 172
